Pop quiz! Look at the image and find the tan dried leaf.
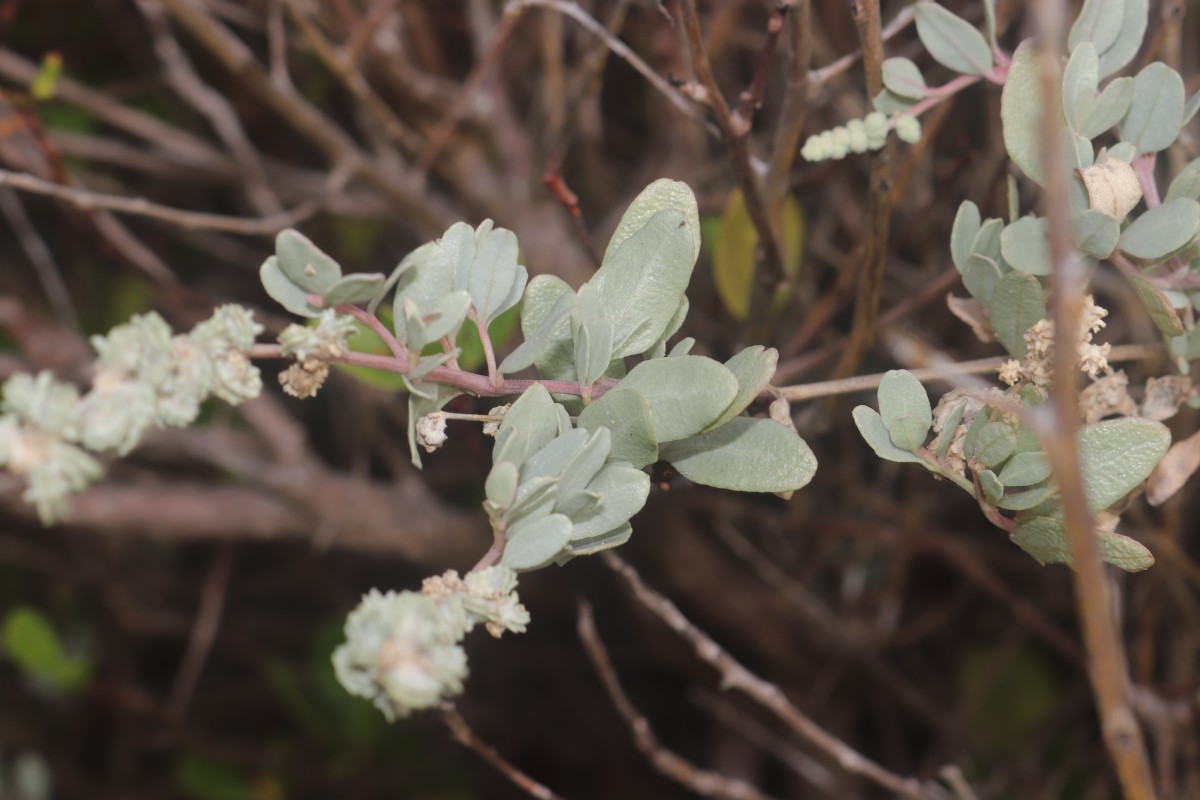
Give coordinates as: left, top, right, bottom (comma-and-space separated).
1076, 156, 1143, 219
1079, 370, 1136, 424
946, 293, 995, 343
1146, 428, 1200, 506
1140, 375, 1193, 421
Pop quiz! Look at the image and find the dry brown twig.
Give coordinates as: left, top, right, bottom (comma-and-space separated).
602, 552, 947, 800
1029, 3, 1157, 798
676, 0, 788, 294
439, 704, 568, 800
577, 601, 780, 800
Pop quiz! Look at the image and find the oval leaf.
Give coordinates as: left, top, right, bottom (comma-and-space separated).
1121, 62, 1184, 154
882, 57, 929, 99
661, 417, 817, 493
997, 451, 1051, 487
260, 256, 320, 318
853, 406, 924, 464
951, 200, 982, 272
1000, 216, 1052, 275
914, 3, 993, 77
276, 229, 342, 292
989, 271, 1047, 358
1077, 417, 1171, 511
502, 513, 572, 571
1068, 0, 1123, 55
878, 369, 933, 451
1128, 275, 1185, 336
1002, 40, 1047, 186
591, 209, 697, 357
1118, 198, 1200, 260
616, 356, 739, 443
604, 178, 701, 264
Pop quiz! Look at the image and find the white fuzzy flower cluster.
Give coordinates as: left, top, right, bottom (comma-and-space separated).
0, 306, 264, 522
801, 112, 920, 162
998, 296, 1111, 391
277, 310, 358, 399
332, 565, 529, 721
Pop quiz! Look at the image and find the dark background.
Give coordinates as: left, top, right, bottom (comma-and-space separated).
1, 1, 1198, 798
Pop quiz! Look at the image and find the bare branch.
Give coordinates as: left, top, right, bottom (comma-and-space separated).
577, 601, 780, 800
602, 553, 943, 799
439, 704, 568, 800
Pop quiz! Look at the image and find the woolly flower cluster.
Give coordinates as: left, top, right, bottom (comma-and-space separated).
998, 296, 1111, 391
0, 306, 263, 522
332, 566, 529, 721
276, 310, 357, 399
800, 113, 920, 162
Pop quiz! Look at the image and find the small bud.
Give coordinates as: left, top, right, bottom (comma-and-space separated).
864, 111, 888, 148
895, 114, 921, 144
846, 118, 869, 153
829, 126, 850, 159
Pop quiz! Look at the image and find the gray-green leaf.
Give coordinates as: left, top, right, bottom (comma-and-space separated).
567, 463, 650, 540
1068, 0, 1123, 55
322, 273, 386, 306
260, 256, 320, 318
1002, 40, 1046, 186
577, 388, 658, 468
661, 417, 817, 493
914, 3, 993, 77
963, 253, 1002, 305
591, 209, 697, 357
997, 451, 1051, 487
1077, 417, 1171, 511
603, 178, 701, 265
707, 346, 777, 430
951, 201, 982, 272
502, 513, 572, 571
1128, 275, 1185, 336
615, 356, 738, 443
1062, 42, 1099, 129
882, 57, 928, 99
1096, 0, 1148, 78
1165, 158, 1200, 203
1077, 76, 1133, 139
1121, 62, 1185, 154
853, 406, 925, 464
1000, 217, 1052, 276
878, 370, 932, 451
276, 229, 342, 292
494, 384, 562, 466
1118, 199, 1200, 260
1071, 209, 1121, 258
1011, 514, 1154, 571
974, 421, 1017, 468
989, 271, 1046, 358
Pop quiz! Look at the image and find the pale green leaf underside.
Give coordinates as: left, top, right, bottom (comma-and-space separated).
661, 417, 817, 493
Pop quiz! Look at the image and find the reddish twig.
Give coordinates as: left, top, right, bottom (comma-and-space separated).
543, 155, 601, 268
